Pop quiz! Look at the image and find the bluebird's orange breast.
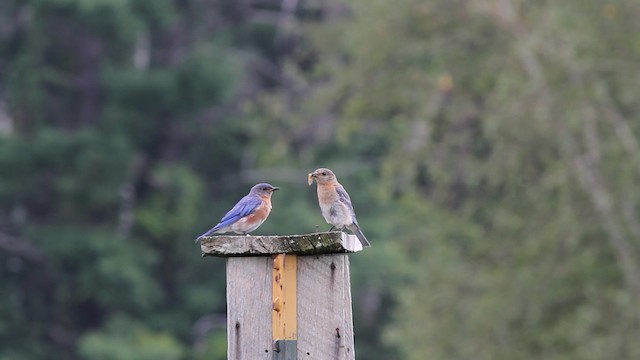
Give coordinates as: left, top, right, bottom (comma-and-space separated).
229, 197, 272, 234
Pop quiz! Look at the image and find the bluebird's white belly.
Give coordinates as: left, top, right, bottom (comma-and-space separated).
230, 217, 264, 234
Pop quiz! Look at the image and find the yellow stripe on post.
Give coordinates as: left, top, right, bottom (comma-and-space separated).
272, 254, 297, 340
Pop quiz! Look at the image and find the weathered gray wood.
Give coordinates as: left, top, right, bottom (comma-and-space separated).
297, 255, 355, 360
226, 257, 273, 360
224, 255, 356, 360
200, 231, 363, 257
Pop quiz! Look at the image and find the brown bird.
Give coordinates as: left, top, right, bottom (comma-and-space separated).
308, 168, 371, 248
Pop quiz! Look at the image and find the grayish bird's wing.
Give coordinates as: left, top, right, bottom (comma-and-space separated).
335, 184, 353, 206
335, 184, 356, 217
336, 183, 371, 247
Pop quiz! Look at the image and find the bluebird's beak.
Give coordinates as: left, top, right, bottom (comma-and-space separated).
272, 187, 280, 192
307, 173, 315, 186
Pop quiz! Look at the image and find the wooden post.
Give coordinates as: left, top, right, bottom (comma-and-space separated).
200, 232, 361, 360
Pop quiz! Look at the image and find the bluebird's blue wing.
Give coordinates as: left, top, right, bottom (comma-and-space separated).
197, 195, 262, 239
214, 195, 262, 231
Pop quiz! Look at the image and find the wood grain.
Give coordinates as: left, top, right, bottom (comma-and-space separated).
296, 254, 355, 360
226, 257, 273, 360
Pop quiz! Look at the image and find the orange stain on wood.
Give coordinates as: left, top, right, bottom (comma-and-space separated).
272, 254, 297, 340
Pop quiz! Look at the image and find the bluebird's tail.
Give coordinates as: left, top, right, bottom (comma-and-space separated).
195, 227, 217, 242
348, 223, 371, 248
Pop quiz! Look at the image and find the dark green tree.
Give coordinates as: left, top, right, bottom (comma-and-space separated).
0, 0, 305, 358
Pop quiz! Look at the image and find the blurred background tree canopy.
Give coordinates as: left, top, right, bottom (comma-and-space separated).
1, 0, 640, 359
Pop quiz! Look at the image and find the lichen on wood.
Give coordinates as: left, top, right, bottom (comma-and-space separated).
199, 231, 363, 257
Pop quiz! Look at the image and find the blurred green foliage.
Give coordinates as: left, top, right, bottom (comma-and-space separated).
1, 0, 640, 359
78, 316, 185, 360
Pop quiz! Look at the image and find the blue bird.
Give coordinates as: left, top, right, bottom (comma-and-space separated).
196, 183, 279, 242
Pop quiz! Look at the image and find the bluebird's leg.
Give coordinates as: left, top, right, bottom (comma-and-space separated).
329, 226, 336, 231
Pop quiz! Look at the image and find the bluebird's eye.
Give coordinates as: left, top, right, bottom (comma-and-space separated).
263, 187, 268, 191
321, 172, 327, 176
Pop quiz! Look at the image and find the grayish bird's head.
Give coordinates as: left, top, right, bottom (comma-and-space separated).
308, 168, 337, 185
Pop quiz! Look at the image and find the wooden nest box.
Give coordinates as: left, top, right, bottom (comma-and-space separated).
200, 231, 365, 360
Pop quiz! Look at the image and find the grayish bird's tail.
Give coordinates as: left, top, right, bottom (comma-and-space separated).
348, 222, 371, 248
